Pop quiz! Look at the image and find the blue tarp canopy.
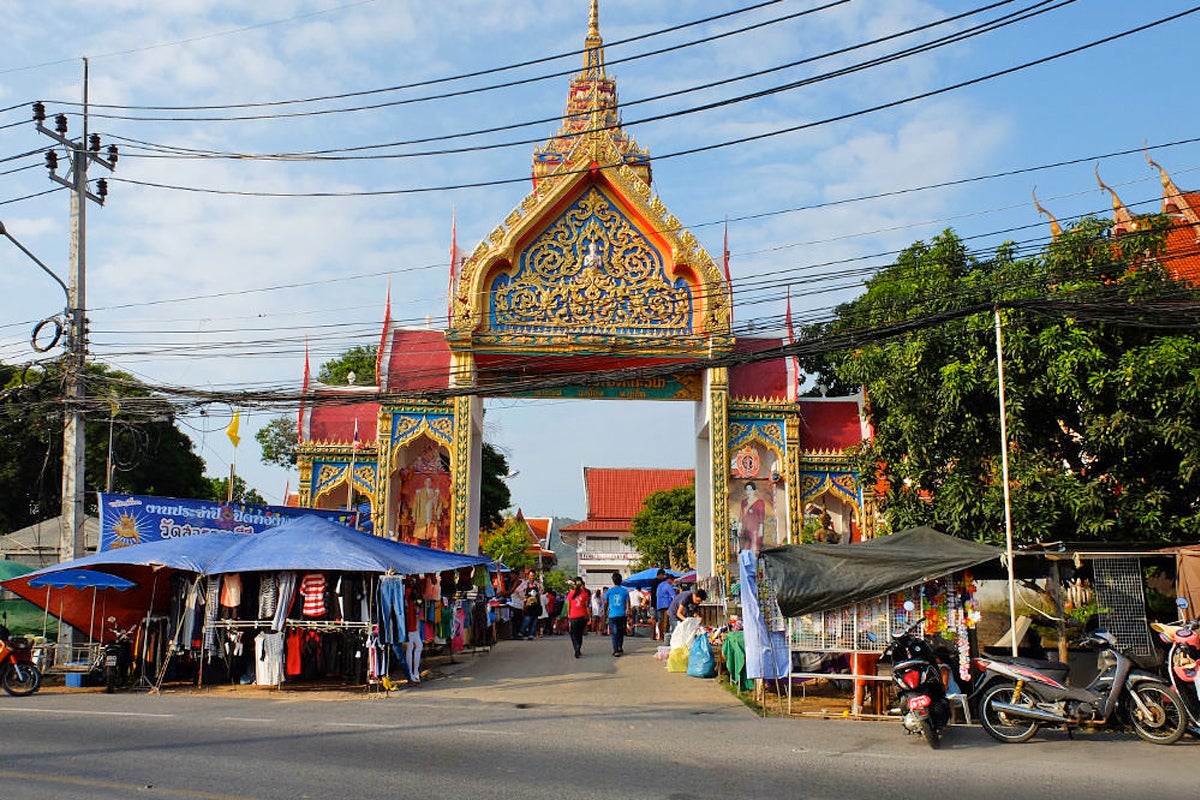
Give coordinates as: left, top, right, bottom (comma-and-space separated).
203, 515, 491, 575
621, 567, 681, 589
28, 569, 136, 590
10, 516, 490, 584
20, 533, 247, 584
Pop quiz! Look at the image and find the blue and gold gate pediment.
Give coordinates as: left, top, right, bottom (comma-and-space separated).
800, 471, 861, 507
312, 460, 377, 500
390, 411, 453, 448
488, 186, 692, 338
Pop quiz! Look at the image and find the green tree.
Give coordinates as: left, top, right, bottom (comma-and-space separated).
541, 569, 571, 595
480, 443, 512, 531
480, 515, 536, 572
802, 218, 1200, 544
256, 415, 298, 469
318, 345, 377, 386
204, 474, 267, 506
625, 485, 695, 569
0, 359, 209, 531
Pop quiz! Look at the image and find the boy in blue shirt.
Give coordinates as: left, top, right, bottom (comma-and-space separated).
604, 572, 631, 657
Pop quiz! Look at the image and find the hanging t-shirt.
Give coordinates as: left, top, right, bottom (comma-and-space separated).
220, 573, 243, 608
300, 573, 326, 617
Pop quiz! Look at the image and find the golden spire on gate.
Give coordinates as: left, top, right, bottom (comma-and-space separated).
532, 0, 652, 186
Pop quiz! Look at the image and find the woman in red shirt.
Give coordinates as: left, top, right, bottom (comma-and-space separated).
566, 577, 591, 659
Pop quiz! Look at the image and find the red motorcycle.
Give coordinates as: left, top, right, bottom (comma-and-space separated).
1150, 597, 1199, 737
0, 625, 42, 696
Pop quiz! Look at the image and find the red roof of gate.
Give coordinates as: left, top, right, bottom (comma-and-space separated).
798, 398, 864, 452
729, 337, 789, 401
380, 328, 453, 391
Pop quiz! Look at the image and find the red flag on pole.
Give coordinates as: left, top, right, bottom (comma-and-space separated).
448, 208, 459, 325
723, 218, 733, 323
786, 286, 798, 403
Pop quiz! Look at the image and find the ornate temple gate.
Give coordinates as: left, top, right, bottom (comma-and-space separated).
297, 3, 871, 578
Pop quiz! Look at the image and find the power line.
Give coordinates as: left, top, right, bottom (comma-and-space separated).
68, 1, 847, 123
101, 6, 1200, 199
98, 0, 1050, 160
55, 0, 794, 113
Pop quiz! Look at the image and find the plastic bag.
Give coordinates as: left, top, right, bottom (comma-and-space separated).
687, 634, 716, 679
667, 647, 690, 673
670, 617, 701, 651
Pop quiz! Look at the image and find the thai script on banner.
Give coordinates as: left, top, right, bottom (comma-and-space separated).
98, 493, 367, 551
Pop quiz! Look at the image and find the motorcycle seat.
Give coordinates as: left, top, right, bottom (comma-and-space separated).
988, 654, 1070, 683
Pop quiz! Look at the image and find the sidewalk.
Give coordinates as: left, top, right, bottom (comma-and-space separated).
421, 629, 751, 714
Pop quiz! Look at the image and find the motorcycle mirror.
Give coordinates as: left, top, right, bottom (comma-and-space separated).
1177, 597, 1190, 610
903, 600, 916, 612
107, 616, 117, 623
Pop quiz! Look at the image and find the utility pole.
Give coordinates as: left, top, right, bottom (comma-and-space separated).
34, 58, 117, 661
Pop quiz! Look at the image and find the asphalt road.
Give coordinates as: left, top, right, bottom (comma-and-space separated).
0, 633, 1194, 800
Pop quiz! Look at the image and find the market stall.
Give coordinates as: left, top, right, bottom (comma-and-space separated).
756, 527, 1001, 716
2, 515, 493, 689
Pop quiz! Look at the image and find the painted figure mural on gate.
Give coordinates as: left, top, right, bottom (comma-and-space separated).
396, 440, 451, 550
728, 436, 786, 553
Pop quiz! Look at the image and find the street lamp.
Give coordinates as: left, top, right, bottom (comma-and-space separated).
1, 218, 87, 664
0, 220, 69, 305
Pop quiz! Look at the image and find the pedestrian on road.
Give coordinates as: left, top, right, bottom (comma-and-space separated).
590, 589, 604, 633
538, 588, 553, 638
566, 577, 591, 658
520, 588, 541, 640
654, 571, 676, 641
605, 572, 631, 657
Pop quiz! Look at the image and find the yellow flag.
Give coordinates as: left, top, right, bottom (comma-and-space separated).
226, 411, 241, 448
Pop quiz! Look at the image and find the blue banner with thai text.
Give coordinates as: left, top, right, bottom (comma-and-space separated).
98, 493, 368, 551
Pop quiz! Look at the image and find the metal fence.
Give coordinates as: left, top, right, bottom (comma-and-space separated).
784, 579, 953, 654
1092, 557, 1154, 657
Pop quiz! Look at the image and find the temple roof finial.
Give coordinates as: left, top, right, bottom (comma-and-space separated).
1032, 187, 1063, 240
1095, 164, 1134, 228
583, 0, 605, 77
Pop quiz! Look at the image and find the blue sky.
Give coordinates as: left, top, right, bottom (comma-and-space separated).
1, 0, 1198, 520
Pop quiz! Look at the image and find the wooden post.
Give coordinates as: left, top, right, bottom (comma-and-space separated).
1049, 560, 1069, 663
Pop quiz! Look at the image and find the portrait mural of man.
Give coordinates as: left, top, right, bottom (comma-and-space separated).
397, 439, 451, 550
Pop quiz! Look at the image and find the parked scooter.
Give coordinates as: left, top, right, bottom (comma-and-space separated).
975, 629, 1186, 744
1149, 597, 1200, 737
96, 618, 136, 693
0, 624, 42, 696
875, 600, 953, 749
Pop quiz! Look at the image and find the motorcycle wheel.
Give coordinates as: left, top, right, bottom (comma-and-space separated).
2, 662, 41, 696
979, 682, 1040, 744
104, 664, 118, 694
920, 718, 941, 750
1126, 682, 1186, 745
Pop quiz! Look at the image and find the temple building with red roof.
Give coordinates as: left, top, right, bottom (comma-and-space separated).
294, 2, 875, 577
560, 468, 695, 580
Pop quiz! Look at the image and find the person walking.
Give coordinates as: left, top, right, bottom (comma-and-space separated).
605, 572, 631, 657
654, 572, 677, 641
519, 587, 541, 640
590, 588, 603, 633
566, 577, 591, 658
538, 588, 553, 638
